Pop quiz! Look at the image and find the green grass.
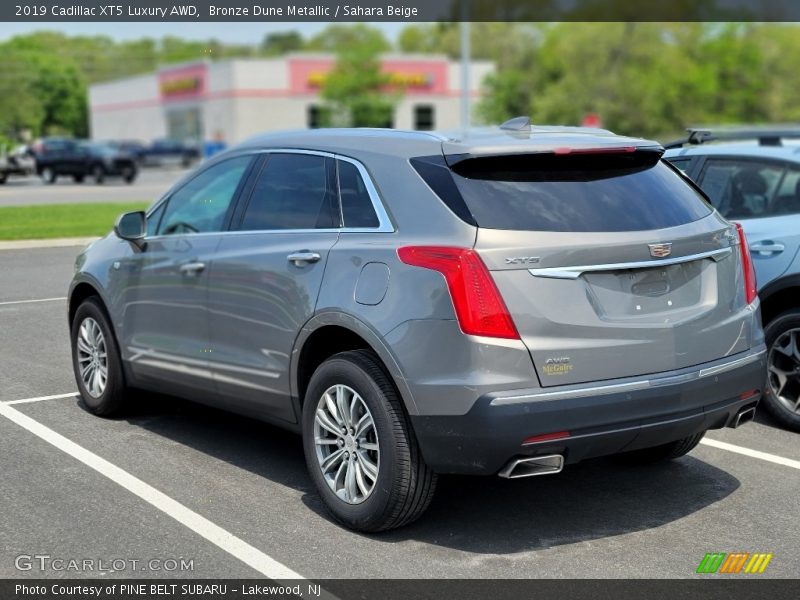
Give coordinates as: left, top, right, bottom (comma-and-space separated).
0, 202, 149, 240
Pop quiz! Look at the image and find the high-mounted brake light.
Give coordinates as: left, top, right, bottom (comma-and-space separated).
397, 246, 519, 339
734, 223, 758, 305
552, 146, 637, 155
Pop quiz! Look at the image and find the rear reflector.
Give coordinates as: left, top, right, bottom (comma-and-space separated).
522, 431, 571, 445
740, 389, 760, 401
734, 223, 758, 305
397, 246, 519, 339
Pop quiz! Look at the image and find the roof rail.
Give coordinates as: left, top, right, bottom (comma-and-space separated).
664, 125, 800, 149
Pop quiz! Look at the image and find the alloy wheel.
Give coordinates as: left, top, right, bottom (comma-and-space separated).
313, 384, 380, 504
76, 317, 108, 398
767, 327, 800, 414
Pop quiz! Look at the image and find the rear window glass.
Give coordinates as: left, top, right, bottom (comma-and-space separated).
416, 152, 712, 232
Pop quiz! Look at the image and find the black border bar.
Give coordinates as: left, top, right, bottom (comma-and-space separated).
4, 1, 800, 22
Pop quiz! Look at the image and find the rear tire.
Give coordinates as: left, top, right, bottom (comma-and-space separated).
70, 297, 129, 417
763, 309, 800, 432
122, 165, 137, 184
302, 350, 436, 532
40, 167, 56, 184
615, 431, 706, 465
73, 174, 84, 183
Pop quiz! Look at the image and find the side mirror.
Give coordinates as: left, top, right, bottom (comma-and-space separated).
114, 211, 146, 248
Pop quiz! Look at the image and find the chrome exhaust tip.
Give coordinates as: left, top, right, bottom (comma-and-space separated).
498, 454, 564, 479
732, 406, 756, 429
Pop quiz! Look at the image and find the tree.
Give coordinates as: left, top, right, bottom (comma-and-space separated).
260, 31, 303, 56
306, 24, 391, 54
318, 26, 398, 127
0, 34, 88, 138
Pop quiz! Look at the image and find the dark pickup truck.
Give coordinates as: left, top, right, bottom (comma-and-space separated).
35, 138, 138, 184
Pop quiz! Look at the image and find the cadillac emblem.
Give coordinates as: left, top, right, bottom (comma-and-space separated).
648, 243, 673, 258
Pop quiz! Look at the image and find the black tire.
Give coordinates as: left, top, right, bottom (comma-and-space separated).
70, 297, 129, 417
763, 309, 800, 432
40, 167, 56, 184
302, 350, 437, 532
92, 164, 105, 184
73, 174, 84, 183
615, 431, 706, 465
122, 165, 137, 184
0, 173, 7, 184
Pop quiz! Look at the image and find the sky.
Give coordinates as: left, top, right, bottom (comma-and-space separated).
0, 22, 408, 43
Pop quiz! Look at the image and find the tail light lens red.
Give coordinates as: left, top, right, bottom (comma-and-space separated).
734, 223, 758, 305
397, 246, 519, 339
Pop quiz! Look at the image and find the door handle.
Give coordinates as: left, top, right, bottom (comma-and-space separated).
749, 242, 785, 255
287, 251, 321, 266
179, 261, 206, 275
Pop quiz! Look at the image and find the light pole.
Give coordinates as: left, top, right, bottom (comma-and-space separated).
460, 2, 471, 134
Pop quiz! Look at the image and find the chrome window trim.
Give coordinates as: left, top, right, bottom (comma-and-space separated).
334, 153, 395, 233
528, 246, 732, 280
143, 147, 395, 239
489, 348, 765, 406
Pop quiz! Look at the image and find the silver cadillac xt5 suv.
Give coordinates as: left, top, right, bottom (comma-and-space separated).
69, 121, 766, 531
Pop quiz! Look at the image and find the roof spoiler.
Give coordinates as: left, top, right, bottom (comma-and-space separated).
664, 126, 800, 149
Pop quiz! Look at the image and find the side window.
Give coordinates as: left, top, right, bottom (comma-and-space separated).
158, 155, 252, 235
239, 153, 337, 231
146, 202, 166, 236
666, 157, 691, 174
773, 166, 800, 215
338, 160, 379, 228
699, 159, 785, 219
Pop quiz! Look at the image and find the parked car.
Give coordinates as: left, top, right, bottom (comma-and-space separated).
68, 121, 765, 531
665, 127, 800, 432
107, 139, 148, 165
35, 138, 138, 184
0, 144, 35, 183
141, 138, 201, 167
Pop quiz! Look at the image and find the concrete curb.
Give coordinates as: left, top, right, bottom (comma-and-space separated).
0, 237, 100, 251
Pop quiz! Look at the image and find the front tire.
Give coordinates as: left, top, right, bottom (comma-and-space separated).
615, 431, 706, 465
70, 297, 128, 416
302, 350, 436, 532
764, 309, 800, 431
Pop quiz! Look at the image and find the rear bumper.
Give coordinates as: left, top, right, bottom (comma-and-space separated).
410, 346, 766, 475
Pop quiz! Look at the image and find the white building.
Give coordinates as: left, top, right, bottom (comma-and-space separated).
88, 54, 494, 144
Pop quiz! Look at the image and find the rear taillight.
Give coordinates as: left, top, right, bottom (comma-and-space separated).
734, 223, 758, 305
397, 246, 519, 339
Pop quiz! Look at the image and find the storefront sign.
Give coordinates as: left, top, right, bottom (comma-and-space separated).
290, 58, 448, 95
159, 64, 207, 100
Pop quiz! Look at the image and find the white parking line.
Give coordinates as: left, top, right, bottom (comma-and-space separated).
0, 400, 331, 589
700, 438, 800, 470
0, 297, 67, 307
4, 392, 77, 405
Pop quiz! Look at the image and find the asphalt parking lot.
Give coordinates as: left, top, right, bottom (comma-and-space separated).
1, 243, 798, 581
0, 168, 188, 207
